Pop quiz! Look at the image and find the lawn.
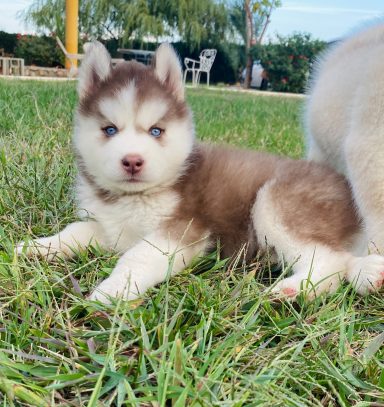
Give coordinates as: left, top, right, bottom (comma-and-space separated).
0, 79, 383, 406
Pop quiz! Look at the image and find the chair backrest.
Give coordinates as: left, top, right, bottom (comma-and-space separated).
56, 37, 85, 57
56, 37, 68, 56
199, 49, 217, 72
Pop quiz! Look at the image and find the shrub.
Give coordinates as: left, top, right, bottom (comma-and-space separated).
14, 34, 63, 67
252, 33, 326, 93
0, 31, 18, 54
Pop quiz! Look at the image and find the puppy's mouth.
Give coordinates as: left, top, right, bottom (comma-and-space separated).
114, 173, 144, 185
122, 174, 143, 183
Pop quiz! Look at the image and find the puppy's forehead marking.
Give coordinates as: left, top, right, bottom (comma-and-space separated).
98, 82, 136, 127
137, 99, 169, 129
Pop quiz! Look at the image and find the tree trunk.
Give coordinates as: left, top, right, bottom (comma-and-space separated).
243, 0, 253, 88
244, 55, 253, 88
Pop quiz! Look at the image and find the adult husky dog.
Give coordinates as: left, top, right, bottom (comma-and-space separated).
306, 22, 384, 256
19, 42, 384, 303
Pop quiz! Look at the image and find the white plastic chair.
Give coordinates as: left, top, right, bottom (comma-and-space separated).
183, 49, 217, 86
56, 37, 124, 76
56, 37, 84, 76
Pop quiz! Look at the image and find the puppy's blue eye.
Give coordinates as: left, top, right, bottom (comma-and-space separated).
149, 127, 163, 138
103, 125, 118, 137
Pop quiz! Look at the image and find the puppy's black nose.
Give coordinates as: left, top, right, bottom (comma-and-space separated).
121, 155, 144, 175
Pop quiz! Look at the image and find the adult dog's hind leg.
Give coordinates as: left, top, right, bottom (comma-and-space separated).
344, 130, 384, 253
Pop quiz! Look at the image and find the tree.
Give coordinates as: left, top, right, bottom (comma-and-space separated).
20, 0, 229, 50
231, 0, 280, 88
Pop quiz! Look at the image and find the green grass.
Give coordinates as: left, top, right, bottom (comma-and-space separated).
0, 79, 383, 406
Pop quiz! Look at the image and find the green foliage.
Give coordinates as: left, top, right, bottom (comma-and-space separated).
231, 0, 281, 46
14, 34, 63, 67
0, 31, 64, 67
229, 4, 246, 44
252, 33, 326, 93
251, 0, 282, 41
164, 0, 229, 49
22, 0, 230, 51
19, 0, 66, 40
0, 31, 18, 54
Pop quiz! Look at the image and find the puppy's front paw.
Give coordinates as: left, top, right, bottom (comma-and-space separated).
15, 241, 27, 256
347, 254, 384, 294
89, 277, 139, 304
16, 237, 62, 261
15, 234, 76, 261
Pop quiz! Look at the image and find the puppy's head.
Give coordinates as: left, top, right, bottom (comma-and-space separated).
74, 42, 194, 194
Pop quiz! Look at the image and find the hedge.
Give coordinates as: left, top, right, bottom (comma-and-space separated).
251, 33, 326, 93
0, 32, 63, 66
104, 38, 243, 84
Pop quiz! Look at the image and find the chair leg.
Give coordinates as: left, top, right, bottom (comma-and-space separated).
184, 69, 196, 85
68, 60, 78, 77
196, 71, 201, 86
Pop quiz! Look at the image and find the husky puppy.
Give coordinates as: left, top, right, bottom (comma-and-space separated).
305, 22, 384, 255
19, 42, 384, 303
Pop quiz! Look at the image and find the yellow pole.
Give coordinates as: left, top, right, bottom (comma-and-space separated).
65, 0, 79, 69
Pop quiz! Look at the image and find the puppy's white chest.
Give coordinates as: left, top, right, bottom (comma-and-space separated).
79, 188, 179, 252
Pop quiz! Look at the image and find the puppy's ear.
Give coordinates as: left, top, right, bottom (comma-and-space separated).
78, 41, 112, 99
154, 43, 184, 101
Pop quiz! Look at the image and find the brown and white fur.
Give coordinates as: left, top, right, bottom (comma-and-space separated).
306, 22, 384, 255
18, 42, 384, 303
